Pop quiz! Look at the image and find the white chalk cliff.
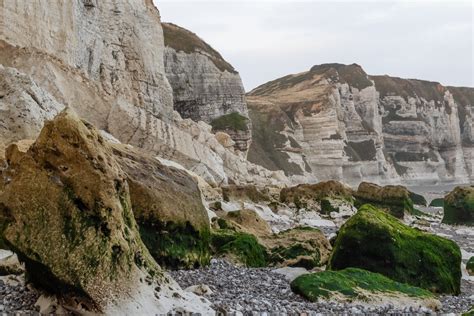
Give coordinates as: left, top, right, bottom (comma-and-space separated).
162, 23, 251, 154
247, 63, 473, 185
0, 0, 286, 187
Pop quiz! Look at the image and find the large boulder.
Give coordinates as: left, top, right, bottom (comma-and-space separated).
442, 186, 474, 226
280, 180, 354, 210
111, 144, 211, 269
0, 109, 211, 313
291, 268, 439, 310
354, 182, 416, 218
222, 185, 272, 203
213, 210, 331, 269
329, 204, 461, 294
263, 227, 332, 269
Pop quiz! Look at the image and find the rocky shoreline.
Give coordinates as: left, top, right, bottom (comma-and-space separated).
170, 259, 473, 315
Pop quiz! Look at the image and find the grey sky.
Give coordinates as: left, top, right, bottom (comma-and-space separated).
154, 0, 473, 91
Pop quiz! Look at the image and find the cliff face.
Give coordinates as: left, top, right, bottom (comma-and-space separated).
162, 23, 251, 154
248, 63, 473, 185
0, 0, 283, 187
1, 0, 174, 123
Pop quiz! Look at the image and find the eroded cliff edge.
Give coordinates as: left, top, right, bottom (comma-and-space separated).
162, 22, 251, 154
247, 63, 473, 185
0, 0, 284, 187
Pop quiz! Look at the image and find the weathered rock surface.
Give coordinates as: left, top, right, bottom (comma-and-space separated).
0, 109, 212, 313
0, 0, 287, 188
280, 180, 354, 210
354, 182, 416, 218
1, 0, 174, 121
162, 23, 250, 153
0, 65, 63, 159
247, 63, 473, 185
329, 204, 462, 294
443, 186, 474, 226
111, 143, 211, 269
291, 268, 440, 309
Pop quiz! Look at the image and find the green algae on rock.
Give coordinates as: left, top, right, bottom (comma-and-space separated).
264, 226, 332, 269
429, 198, 444, 207
112, 144, 211, 269
409, 191, 427, 206
0, 109, 160, 310
280, 180, 354, 211
211, 210, 331, 269
291, 268, 433, 302
467, 257, 474, 276
442, 186, 474, 226
211, 229, 268, 267
354, 182, 417, 218
329, 204, 461, 294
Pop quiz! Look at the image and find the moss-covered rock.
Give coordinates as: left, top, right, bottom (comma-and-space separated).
264, 226, 332, 269
409, 191, 427, 206
0, 110, 160, 310
463, 306, 474, 316
329, 204, 461, 294
467, 257, 474, 276
280, 180, 354, 210
210, 229, 268, 267
442, 186, 474, 226
354, 182, 416, 218
112, 144, 210, 269
212, 210, 331, 269
429, 198, 444, 207
291, 268, 433, 302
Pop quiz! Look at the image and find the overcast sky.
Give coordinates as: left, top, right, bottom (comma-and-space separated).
154, 0, 473, 91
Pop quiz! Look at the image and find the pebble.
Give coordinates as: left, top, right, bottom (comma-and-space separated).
170, 258, 473, 315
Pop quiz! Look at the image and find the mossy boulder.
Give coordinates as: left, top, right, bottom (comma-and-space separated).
210, 229, 268, 267
222, 185, 271, 203
329, 204, 461, 294
0, 110, 160, 310
112, 144, 210, 269
463, 306, 474, 316
264, 226, 332, 269
291, 268, 434, 303
409, 191, 427, 206
442, 186, 474, 226
467, 257, 474, 276
280, 180, 354, 210
429, 198, 444, 207
212, 210, 331, 269
354, 182, 416, 218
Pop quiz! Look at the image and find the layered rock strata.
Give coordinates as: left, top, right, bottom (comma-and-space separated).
0, 0, 285, 187
162, 23, 250, 154
247, 63, 473, 185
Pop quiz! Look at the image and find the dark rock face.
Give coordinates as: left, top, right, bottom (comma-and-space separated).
247, 63, 473, 185
162, 23, 251, 154
329, 204, 462, 295
442, 186, 474, 226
